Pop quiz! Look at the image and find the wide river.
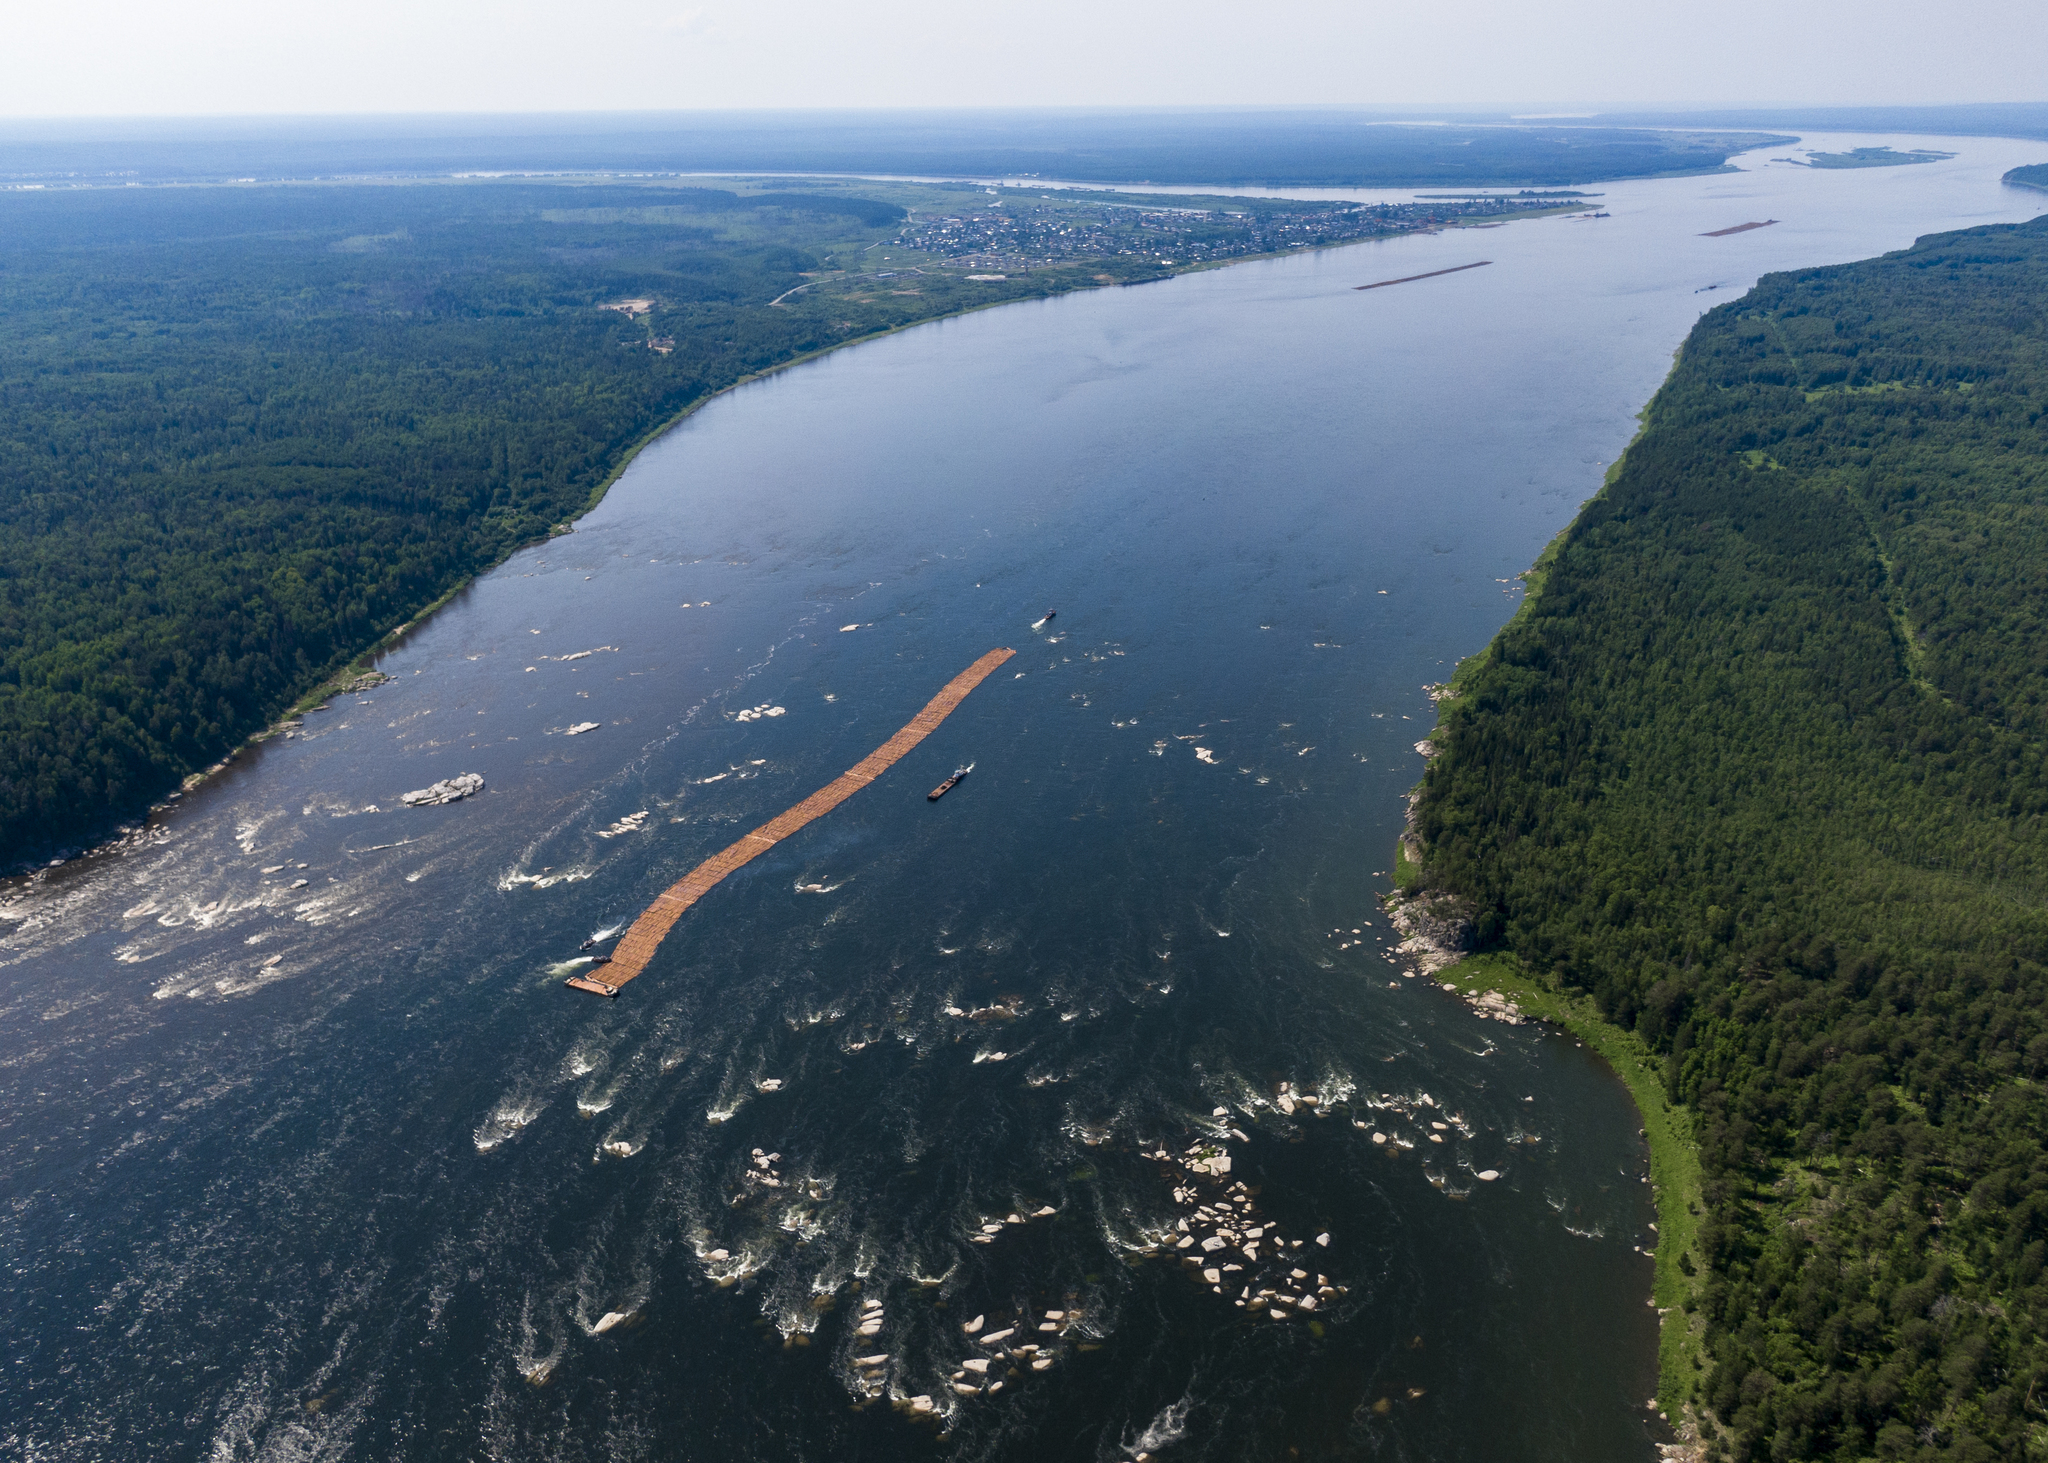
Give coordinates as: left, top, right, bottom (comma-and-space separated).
4, 134, 2045, 1463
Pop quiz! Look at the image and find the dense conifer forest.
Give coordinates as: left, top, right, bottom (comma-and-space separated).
1414, 217, 2048, 1461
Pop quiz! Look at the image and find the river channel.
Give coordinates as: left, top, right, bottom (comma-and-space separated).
3, 133, 2045, 1463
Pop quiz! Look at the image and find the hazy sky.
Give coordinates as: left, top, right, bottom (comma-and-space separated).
6, 0, 2045, 117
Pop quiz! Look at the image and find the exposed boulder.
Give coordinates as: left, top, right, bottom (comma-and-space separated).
402, 772, 484, 807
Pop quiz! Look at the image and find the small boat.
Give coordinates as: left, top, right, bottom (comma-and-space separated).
1042, 609, 1056, 623
928, 763, 974, 802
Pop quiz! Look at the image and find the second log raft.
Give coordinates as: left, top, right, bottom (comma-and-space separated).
566, 646, 1017, 997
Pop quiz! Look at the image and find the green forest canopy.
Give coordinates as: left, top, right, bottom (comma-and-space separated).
1416, 216, 2048, 1462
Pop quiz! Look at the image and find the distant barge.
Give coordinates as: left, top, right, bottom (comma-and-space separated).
1355, 260, 1491, 291
929, 764, 973, 801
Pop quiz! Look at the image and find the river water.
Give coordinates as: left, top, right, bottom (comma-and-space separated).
4, 134, 2044, 1463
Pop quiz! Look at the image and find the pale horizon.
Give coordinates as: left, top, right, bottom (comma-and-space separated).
5, 0, 2045, 119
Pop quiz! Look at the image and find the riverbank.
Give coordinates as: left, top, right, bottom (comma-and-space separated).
1432, 951, 1705, 1421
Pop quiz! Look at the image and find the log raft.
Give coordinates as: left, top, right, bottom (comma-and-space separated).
565, 647, 1016, 997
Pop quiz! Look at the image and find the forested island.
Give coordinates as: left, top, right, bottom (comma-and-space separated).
1410, 217, 2048, 1460
1790, 147, 1957, 169
0, 175, 1565, 867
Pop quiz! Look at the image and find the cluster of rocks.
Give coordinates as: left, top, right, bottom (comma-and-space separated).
1271, 1081, 1330, 1118
741, 1148, 786, 1193
863, 1299, 1093, 1412
1655, 1427, 1705, 1463
945, 996, 1025, 1022
1383, 888, 1475, 979
931, 1306, 1083, 1401
1383, 845, 1551, 1036
1442, 983, 1526, 1024
337, 670, 392, 695
21, 817, 172, 877
401, 772, 484, 807
1328, 921, 1377, 952
595, 810, 650, 838
730, 1147, 823, 1205
1352, 1092, 1507, 1183
1138, 1119, 1346, 1320
967, 1204, 1058, 1245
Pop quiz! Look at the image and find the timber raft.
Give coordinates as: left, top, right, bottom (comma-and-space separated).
566, 647, 1016, 997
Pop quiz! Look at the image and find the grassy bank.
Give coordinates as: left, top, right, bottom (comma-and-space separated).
1432, 951, 1706, 1418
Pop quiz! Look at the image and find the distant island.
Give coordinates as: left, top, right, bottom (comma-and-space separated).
2007, 163, 2048, 192
1776, 146, 1957, 169
1404, 216, 2048, 1461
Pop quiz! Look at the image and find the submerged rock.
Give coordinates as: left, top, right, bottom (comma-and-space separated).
402, 772, 484, 807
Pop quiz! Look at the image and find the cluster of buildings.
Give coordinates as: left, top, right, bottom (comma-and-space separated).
893, 194, 1557, 272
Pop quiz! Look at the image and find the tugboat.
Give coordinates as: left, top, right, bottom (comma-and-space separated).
928, 763, 974, 801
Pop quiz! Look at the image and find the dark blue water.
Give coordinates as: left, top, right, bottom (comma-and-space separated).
3, 136, 2043, 1463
